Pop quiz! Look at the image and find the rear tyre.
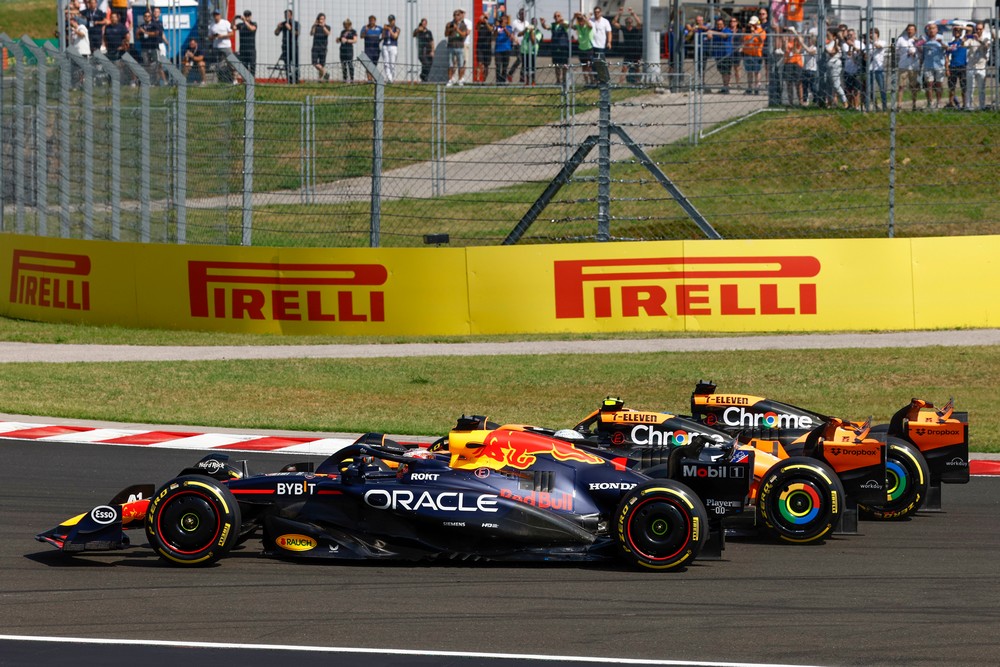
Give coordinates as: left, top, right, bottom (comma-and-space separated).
756, 457, 842, 544
858, 437, 929, 520
615, 481, 708, 571
145, 475, 241, 566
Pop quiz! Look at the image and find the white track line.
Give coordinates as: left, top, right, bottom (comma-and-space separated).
0, 635, 824, 667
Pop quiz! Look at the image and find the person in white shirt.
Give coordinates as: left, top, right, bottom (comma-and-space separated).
462, 10, 474, 83
964, 22, 992, 109
590, 6, 613, 59
866, 28, 886, 111
209, 9, 235, 82
69, 15, 91, 56
895, 24, 920, 110
507, 7, 525, 82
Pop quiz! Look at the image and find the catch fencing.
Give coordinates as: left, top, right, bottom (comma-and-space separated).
2, 27, 999, 247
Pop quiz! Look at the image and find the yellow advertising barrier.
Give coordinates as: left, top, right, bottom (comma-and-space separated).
1, 234, 997, 335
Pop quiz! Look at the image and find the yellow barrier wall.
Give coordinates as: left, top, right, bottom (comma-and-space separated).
2, 234, 997, 334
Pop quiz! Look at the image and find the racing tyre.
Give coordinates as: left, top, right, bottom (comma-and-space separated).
145, 475, 241, 566
756, 457, 843, 544
858, 437, 929, 520
615, 481, 708, 571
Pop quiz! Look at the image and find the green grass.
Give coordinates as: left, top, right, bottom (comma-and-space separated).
0, 344, 995, 451
0, 0, 55, 40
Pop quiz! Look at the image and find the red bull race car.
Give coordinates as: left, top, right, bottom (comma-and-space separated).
690, 381, 970, 515
37, 430, 735, 571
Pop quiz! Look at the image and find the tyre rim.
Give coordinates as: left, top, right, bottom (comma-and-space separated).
885, 459, 908, 502
776, 482, 822, 525
156, 490, 222, 555
626, 497, 691, 561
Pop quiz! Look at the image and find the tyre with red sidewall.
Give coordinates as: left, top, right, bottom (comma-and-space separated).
858, 436, 929, 520
615, 480, 708, 571
756, 456, 843, 544
145, 475, 241, 566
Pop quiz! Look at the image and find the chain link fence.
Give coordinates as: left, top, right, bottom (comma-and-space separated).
3, 19, 999, 247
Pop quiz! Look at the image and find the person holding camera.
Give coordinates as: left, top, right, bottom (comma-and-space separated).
275, 9, 300, 84
414, 18, 435, 83
946, 25, 969, 109
234, 10, 257, 76
964, 23, 991, 110
445, 9, 469, 86
311, 13, 331, 80
381, 14, 400, 83
337, 19, 358, 81
573, 12, 594, 83
360, 15, 382, 81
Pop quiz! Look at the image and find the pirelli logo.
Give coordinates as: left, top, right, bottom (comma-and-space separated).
10, 250, 91, 311
188, 261, 387, 322
554, 256, 820, 319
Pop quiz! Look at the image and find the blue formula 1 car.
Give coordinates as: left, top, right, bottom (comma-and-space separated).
36, 429, 750, 571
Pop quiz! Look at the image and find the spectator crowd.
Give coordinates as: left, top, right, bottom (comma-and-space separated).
694, 5, 994, 111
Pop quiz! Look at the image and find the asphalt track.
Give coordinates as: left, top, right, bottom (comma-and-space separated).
4, 439, 999, 667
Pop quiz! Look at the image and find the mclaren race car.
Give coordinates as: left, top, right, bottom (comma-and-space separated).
690, 381, 970, 514
567, 398, 891, 543
38, 431, 722, 571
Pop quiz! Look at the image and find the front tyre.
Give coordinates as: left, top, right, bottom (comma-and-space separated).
756, 457, 842, 544
145, 475, 241, 566
858, 437, 929, 520
615, 481, 708, 571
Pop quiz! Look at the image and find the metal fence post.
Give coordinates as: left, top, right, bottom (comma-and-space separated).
359, 53, 383, 248
596, 60, 611, 242
0, 35, 26, 233
44, 43, 71, 237
160, 54, 187, 243
21, 37, 48, 236
121, 54, 151, 242
227, 53, 254, 246
67, 51, 94, 239
888, 67, 897, 239
91, 50, 121, 240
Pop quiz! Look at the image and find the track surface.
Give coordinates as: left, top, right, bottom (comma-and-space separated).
4, 440, 999, 666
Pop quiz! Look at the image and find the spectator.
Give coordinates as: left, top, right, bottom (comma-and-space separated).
842, 28, 862, 110
542, 12, 570, 86
136, 11, 161, 79
590, 6, 613, 61
234, 10, 257, 77
780, 28, 804, 106
896, 24, 920, 111
445, 9, 469, 86
275, 9, 300, 84
612, 7, 642, 85
463, 10, 474, 84
946, 25, 968, 109
921, 22, 946, 110
785, 0, 804, 32
337, 19, 358, 81
824, 27, 846, 107
209, 9, 234, 83
729, 17, 742, 88
801, 27, 818, 105
706, 16, 733, 93
474, 13, 492, 83
493, 14, 515, 84
309, 13, 330, 80
69, 15, 90, 57
520, 17, 542, 85
686, 14, 707, 83
182, 37, 206, 84
867, 28, 887, 111
108, 0, 127, 25
964, 22, 991, 110
742, 15, 765, 95
103, 11, 129, 61
80, 0, 108, 55
573, 11, 594, 83
414, 18, 434, 82
381, 14, 400, 83
360, 15, 381, 80
507, 8, 525, 83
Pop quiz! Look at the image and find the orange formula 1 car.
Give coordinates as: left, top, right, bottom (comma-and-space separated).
690, 381, 969, 514
569, 398, 888, 543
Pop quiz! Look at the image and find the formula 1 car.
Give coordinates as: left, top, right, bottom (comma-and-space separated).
565, 398, 890, 543
690, 381, 970, 514
38, 431, 723, 571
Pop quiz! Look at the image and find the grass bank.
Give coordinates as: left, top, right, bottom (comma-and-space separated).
0, 346, 994, 451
